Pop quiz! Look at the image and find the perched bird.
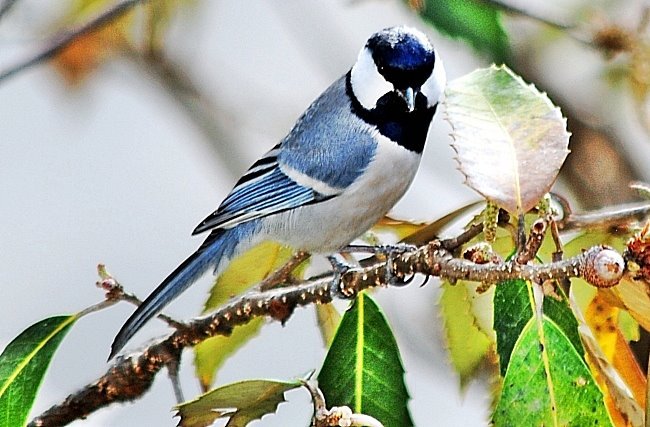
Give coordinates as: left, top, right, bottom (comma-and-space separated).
110, 26, 446, 359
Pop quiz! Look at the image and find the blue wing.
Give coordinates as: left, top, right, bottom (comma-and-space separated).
193, 76, 379, 235
193, 146, 332, 234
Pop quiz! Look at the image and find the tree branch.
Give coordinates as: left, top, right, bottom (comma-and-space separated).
0, 0, 147, 83
0, 0, 20, 22
28, 239, 623, 426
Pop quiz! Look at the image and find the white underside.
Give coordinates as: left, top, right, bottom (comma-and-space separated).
261, 134, 422, 252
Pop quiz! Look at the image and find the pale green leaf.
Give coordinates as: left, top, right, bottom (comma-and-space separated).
445, 65, 570, 214
175, 379, 302, 427
440, 280, 492, 386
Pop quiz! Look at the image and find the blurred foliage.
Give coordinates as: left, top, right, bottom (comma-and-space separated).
408, 0, 509, 63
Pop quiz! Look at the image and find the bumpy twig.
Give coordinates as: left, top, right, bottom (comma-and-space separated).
28, 238, 623, 426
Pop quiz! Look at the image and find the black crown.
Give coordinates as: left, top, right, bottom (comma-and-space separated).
366, 27, 435, 90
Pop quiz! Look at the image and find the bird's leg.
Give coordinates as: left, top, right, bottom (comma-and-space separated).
258, 251, 311, 291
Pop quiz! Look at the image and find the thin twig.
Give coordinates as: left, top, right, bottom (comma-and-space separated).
124, 48, 249, 176
516, 218, 548, 264
0, 0, 20, 22
559, 202, 650, 231
480, 0, 573, 31
257, 251, 310, 291
97, 264, 185, 329
0, 0, 147, 83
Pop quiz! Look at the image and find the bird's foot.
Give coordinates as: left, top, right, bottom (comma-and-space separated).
340, 243, 417, 286
376, 244, 417, 286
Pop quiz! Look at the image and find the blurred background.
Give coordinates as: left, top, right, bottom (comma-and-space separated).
0, 0, 648, 425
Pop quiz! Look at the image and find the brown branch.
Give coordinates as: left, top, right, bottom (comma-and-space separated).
28, 241, 622, 427
0, 0, 148, 83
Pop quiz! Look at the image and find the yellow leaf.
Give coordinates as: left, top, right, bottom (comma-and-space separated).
585, 293, 646, 425
371, 215, 429, 242
194, 241, 302, 389
315, 303, 341, 347
202, 241, 296, 311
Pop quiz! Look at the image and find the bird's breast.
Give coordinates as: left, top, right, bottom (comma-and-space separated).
266, 134, 422, 252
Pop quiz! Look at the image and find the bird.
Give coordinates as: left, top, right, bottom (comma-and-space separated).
109, 26, 446, 359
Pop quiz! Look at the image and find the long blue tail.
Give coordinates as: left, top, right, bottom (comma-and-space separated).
109, 226, 250, 360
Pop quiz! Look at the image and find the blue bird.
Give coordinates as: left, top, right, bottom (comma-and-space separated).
109, 26, 446, 359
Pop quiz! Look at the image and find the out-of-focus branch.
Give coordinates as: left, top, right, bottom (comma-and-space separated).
29, 237, 623, 426
0, 0, 147, 83
0, 0, 20, 22
481, 0, 574, 32
125, 49, 249, 175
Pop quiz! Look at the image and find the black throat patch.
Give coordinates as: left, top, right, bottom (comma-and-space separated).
345, 71, 436, 154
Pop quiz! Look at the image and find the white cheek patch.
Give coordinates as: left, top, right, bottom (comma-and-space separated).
350, 48, 393, 110
421, 55, 446, 107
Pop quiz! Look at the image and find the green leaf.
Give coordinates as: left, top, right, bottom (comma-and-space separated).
493, 279, 531, 376
494, 279, 584, 375
175, 379, 302, 427
493, 317, 612, 426
0, 315, 77, 427
194, 241, 303, 390
318, 293, 413, 427
493, 281, 612, 426
440, 280, 492, 386
445, 65, 570, 215
415, 0, 509, 62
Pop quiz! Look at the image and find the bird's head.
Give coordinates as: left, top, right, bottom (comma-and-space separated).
350, 26, 445, 113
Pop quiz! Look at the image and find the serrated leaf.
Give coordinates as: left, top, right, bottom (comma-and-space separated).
318, 293, 413, 427
175, 379, 302, 427
440, 280, 492, 386
493, 316, 613, 426
194, 241, 302, 390
0, 315, 77, 427
445, 65, 570, 214
414, 0, 509, 62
